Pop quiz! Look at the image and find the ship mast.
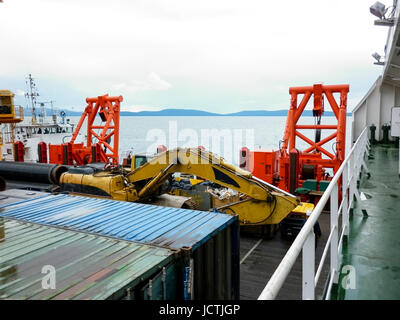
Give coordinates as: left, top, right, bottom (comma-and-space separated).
25, 74, 39, 125
38, 100, 56, 124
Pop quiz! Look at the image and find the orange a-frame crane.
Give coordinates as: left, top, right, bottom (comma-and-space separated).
241, 83, 349, 196
49, 94, 122, 166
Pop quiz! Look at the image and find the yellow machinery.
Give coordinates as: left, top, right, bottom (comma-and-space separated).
60, 148, 300, 226
290, 202, 315, 219
0, 90, 24, 160
173, 175, 204, 186
0, 90, 24, 123
126, 153, 204, 186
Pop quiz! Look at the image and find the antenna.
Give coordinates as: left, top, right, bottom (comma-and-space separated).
60, 110, 66, 125
24, 74, 39, 124
37, 99, 56, 123
39, 102, 45, 123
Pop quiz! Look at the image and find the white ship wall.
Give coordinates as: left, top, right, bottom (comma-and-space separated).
352, 76, 400, 142
352, 1, 400, 144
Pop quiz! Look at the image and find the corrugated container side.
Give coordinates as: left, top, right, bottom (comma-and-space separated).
0, 218, 179, 300
190, 218, 240, 300
0, 193, 240, 300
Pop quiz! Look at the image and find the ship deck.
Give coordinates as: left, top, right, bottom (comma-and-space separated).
239, 214, 331, 300
331, 143, 400, 299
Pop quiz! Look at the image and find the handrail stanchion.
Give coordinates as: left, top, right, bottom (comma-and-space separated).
258, 127, 369, 300
349, 151, 355, 219
342, 160, 349, 236
330, 182, 339, 284
302, 231, 315, 299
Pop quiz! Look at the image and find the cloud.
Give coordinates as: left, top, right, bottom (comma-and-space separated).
15, 89, 25, 96
112, 72, 171, 94
0, 0, 388, 113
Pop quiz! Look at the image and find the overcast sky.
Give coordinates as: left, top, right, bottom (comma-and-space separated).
0, 0, 390, 113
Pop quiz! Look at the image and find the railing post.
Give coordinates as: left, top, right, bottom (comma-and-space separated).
350, 150, 356, 207
342, 162, 349, 236
258, 128, 369, 301
330, 182, 339, 284
302, 231, 315, 300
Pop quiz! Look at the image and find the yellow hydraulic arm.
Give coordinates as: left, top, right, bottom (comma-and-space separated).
60, 148, 299, 225
129, 148, 299, 225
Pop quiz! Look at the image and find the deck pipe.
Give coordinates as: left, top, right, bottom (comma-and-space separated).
0, 162, 69, 185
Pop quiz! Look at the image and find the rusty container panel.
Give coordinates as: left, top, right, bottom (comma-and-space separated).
0, 193, 239, 300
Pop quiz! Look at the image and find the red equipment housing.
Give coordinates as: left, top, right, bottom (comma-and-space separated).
240, 147, 280, 185
13, 141, 24, 162
241, 83, 349, 196
37, 142, 47, 163
49, 94, 122, 166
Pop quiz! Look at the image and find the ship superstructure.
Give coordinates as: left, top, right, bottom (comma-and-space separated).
1, 74, 80, 162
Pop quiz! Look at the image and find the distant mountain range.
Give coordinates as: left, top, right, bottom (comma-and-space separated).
22, 107, 349, 117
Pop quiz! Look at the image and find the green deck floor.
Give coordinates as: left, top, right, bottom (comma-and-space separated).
332, 144, 400, 300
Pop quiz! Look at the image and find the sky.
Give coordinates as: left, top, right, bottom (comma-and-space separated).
0, 0, 391, 113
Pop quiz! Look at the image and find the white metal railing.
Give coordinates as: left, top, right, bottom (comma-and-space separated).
258, 127, 370, 300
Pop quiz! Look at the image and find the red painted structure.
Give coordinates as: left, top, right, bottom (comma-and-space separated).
49, 94, 122, 166
13, 141, 24, 162
241, 83, 349, 195
37, 142, 47, 163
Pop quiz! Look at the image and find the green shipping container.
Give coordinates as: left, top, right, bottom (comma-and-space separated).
0, 218, 178, 300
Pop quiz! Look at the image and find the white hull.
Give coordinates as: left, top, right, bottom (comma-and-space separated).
1, 121, 83, 163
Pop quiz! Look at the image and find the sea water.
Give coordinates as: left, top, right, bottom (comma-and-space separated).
66, 115, 352, 166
